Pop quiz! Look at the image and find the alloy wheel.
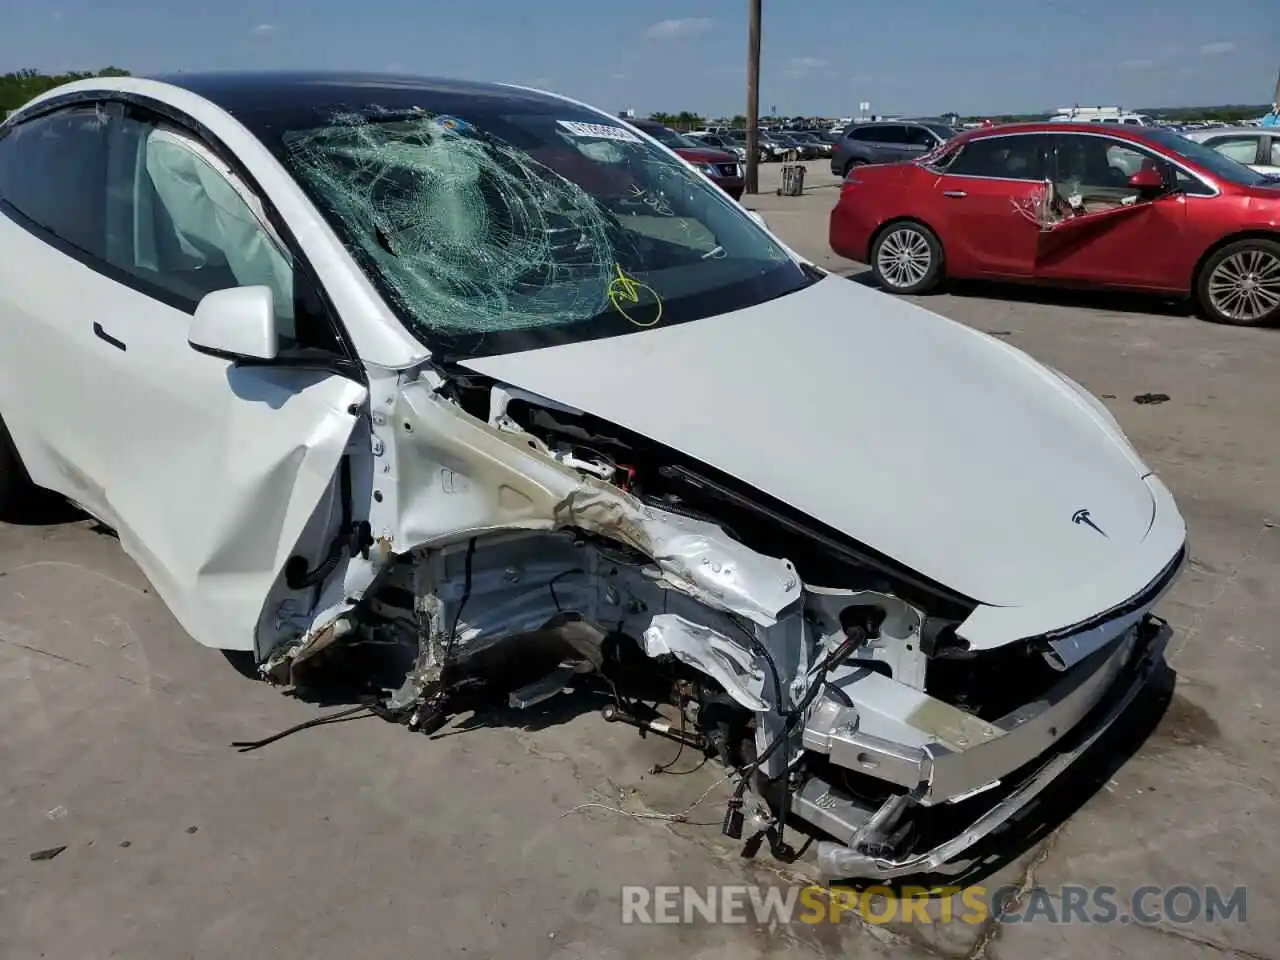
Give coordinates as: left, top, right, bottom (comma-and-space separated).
1207, 248, 1280, 323
876, 228, 933, 289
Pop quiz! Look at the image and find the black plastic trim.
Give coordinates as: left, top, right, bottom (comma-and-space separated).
92, 322, 127, 351
1035, 542, 1187, 645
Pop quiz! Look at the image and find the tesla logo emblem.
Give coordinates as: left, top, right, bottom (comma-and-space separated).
1072, 508, 1108, 537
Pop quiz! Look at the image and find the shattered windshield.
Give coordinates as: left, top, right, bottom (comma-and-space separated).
273, 101, 809, 358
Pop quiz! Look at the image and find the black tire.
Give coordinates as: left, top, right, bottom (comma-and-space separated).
0, 415, 40, 522
1195, 238, 1280, 327
842, 158, 868, 178
869, 221, 944, 295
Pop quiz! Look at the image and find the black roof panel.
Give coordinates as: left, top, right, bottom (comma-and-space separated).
144, 70, 565, 126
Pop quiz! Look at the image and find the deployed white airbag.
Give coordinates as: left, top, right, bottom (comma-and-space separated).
143, 127, 296, 335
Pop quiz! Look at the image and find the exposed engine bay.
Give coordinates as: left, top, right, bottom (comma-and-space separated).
257, 367, 1176, 880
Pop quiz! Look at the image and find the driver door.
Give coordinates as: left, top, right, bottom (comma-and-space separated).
930, 133, 1052, 278
88, 104, 367, 653
1034, 134, 1186, 290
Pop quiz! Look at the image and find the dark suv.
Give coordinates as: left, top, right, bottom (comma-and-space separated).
830, 120, 956, 177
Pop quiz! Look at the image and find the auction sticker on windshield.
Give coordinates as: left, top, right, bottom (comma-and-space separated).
557, 120, 643, 143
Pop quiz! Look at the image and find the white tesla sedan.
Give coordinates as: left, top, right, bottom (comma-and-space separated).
0, 72, 1186, 879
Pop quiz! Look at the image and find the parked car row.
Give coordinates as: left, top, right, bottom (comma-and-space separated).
778, 131, 832, 159
687, 130, 770, 164
628, 119, 745, 199
687, 128, 833, 163
828, 121, 1280, 326
691, 132, 745, 160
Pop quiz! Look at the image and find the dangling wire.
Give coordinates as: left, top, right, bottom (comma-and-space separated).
231, 701, 382, 752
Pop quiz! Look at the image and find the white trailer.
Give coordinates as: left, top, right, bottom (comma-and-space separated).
1050, 106, 1154, 125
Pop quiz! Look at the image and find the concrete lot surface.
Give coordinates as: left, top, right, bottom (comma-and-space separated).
2, 160, 1277, 960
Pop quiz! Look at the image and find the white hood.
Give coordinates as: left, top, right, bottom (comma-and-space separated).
459, 276, 1166, 611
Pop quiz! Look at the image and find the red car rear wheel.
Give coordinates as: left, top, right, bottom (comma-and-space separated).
870, 221, 944, 295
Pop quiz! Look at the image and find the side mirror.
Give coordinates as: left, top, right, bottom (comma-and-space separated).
188, 286, 280, 361
1127, 166, 1164, 191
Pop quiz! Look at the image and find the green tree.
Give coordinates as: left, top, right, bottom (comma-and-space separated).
645, 110, 705, 130
1, 67, 132, 114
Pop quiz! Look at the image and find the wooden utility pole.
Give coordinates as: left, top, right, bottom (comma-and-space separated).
744, 0, 762, 194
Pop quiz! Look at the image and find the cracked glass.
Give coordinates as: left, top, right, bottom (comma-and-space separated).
271, 99, 810, 357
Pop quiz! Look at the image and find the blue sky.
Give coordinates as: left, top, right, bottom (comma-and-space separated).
1, 0, 1276, 117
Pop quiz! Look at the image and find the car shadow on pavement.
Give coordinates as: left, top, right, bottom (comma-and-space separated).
853, 272, 1196, 320
0, 491, 88, 526
254, 622, 1177, 891
950, 280, 1194, 319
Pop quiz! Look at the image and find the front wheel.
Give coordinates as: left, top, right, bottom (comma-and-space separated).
1196, 238, 1280, 327
870, 221, 943, 295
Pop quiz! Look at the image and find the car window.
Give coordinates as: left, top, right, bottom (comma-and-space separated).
872, 125, 909, 144
0, 106, 108, 259
1203, 136, 1260, 165
1173, 168, 1216, 196
1152, 128, 1268, 186
1271, 139, 1280, 166
2, 102, 342, 352
946, 135, 1049, 179
920, 141, 962, 171
100, 113, 300, 340
1053, 134, 1167, 196
903, 126, 938, 147
1104, 143, 1148, 176
847, 125, 882, 141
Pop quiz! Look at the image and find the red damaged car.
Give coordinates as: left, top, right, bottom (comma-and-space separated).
830, 122, 1280, 326
631, 118, 745, 201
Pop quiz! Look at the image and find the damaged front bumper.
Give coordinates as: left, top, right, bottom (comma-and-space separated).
256, 376, 1183, 887
801, 614, 1169, 880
